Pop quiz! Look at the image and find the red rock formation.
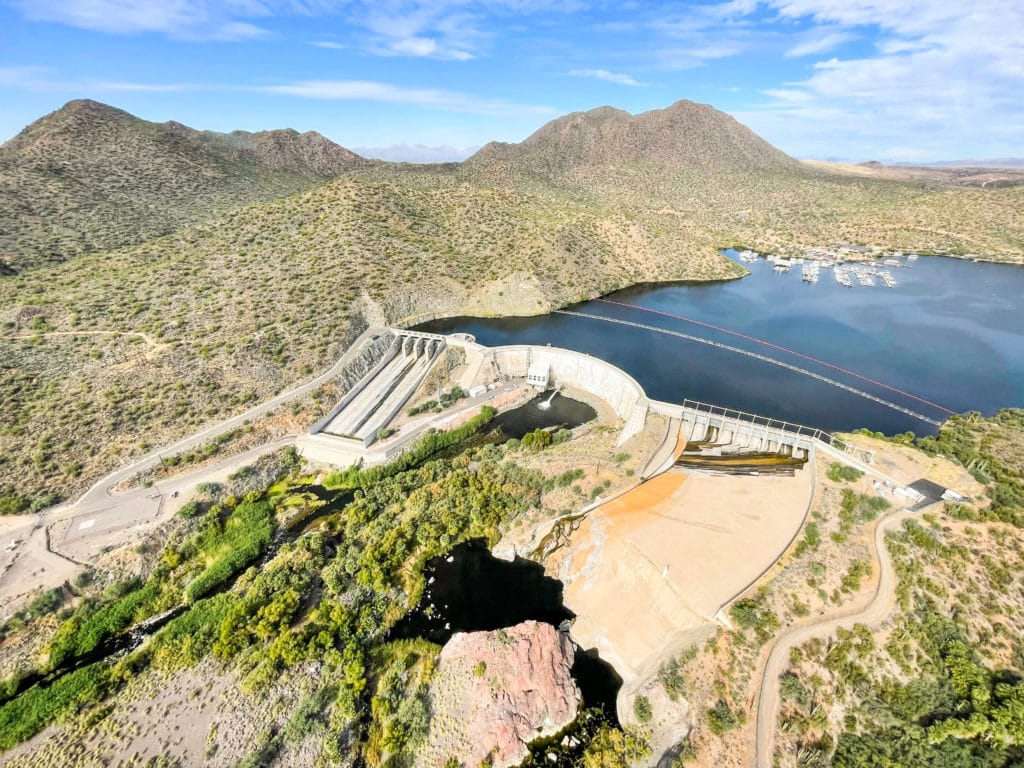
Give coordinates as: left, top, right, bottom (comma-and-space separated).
416, 620, 581, 768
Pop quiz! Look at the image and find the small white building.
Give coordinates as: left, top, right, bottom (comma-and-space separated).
468, 384, 487, 398
526, 360, 550, 388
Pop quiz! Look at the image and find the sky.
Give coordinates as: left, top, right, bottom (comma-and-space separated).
1, 0, 1022, 162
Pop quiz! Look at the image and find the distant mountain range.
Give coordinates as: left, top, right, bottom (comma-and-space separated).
353, 144, 480, 163
919, 158, 1024, 169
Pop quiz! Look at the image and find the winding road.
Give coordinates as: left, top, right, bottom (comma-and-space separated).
0, 327, 383, 609
753, 503, 934, 768
74, 326, 383, 509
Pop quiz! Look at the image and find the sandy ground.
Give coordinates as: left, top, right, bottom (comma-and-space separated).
551, 463, 813, 683
0, 656, 323, 768
0, 515, 82, 619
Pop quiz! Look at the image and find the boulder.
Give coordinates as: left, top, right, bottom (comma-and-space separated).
415, 620, 581, 768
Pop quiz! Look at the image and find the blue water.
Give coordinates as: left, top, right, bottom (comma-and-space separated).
416, 255, 1024, 436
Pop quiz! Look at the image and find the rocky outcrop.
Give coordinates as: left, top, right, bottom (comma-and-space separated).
415, 621, 581, 768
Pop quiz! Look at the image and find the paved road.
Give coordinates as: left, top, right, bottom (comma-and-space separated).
73, 326, 383, 510
0, 329, 381, 612
753, 504, 933, 768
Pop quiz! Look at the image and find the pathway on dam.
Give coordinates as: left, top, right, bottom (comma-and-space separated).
555, 310, 944, 428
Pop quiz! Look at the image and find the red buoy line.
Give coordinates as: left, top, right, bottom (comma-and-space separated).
557, 310, 943, 426
595, 298, 956, 416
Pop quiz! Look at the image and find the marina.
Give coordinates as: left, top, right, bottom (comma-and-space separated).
741, 249, 903, 289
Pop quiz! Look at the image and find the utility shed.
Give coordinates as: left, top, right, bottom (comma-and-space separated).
526, 360, 550, 388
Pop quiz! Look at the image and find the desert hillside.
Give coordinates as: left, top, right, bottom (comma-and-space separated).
0, 100, 366, 272
1, 99, 1023, 506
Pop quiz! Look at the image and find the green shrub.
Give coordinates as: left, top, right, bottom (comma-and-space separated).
827, 462, 864, 483
0, 663, 110, 749
633, 694, 652, 723
706, 699, 739, 735
177, 499, 202, 519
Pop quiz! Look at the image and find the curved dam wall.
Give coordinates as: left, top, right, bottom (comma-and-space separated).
488, 345, 650, 443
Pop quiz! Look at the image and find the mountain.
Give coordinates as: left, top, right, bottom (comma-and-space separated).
0, 100, 365, 272
467, 100, 798, 175
920, 158, 1024, 169
168, 123, 364, 176
2, 97, 1023, 507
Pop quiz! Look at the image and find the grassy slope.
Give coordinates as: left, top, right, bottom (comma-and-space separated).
1, 157, 1022, 504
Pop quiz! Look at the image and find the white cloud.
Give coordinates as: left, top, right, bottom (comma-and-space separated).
761, 88, 812, 102
309, 40, 345, 49
569, 69, 646, 86
9, 0, 275, 40
258, 79, 557, 117
0, 65, 56, 89
10, 0, 580, 57
785, 31, 854, 57
735, 0, 1024, 159
384, 36, 475, 60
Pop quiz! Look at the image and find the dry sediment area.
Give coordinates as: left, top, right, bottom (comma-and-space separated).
545, 461, 813, 683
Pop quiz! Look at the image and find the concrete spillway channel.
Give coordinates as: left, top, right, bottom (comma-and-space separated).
321, 335, 443, 443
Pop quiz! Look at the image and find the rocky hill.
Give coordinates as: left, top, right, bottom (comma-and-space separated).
0, 100, 365, 271
167, 123, 364, 177
467, 100, 798, 176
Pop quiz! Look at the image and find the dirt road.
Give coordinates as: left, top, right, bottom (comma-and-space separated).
753, 504, 933, 768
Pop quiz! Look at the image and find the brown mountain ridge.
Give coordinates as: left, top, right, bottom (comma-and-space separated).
468, 100, 798, 175
0, 99, 366, 271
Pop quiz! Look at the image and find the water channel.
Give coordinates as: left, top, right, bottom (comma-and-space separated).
416, 254, 1024, 436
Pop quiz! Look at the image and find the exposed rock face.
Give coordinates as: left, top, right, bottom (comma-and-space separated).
415, 621, 581, 768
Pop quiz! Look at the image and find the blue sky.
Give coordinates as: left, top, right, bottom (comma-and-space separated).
1, 0, 1021, 162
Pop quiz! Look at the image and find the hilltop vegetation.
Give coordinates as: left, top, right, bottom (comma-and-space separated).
0, 100, 365, 272
1, 99, 1023, 505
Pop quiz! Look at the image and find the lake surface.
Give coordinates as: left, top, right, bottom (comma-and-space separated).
417, 255, 1024, 436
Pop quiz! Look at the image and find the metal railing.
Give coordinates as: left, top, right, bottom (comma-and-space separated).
680, 398, 874, 462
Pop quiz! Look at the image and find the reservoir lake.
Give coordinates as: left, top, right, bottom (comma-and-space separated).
417, 254, 1024, 436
